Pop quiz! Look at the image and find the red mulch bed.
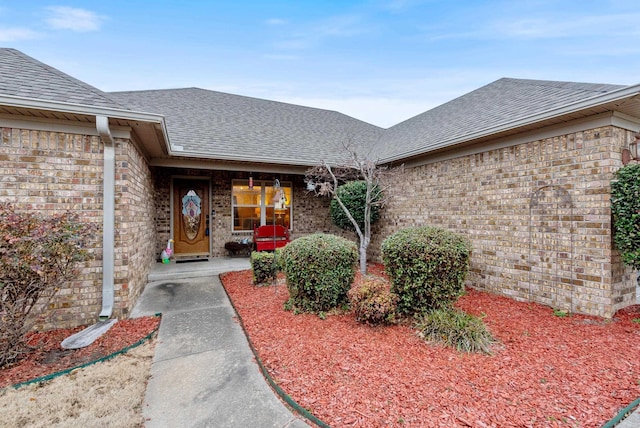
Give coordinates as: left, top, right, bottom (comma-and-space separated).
220, 267, 640, 428
0, 315, 160, 388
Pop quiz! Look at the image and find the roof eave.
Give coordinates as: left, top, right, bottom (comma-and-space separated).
0, 94, 164, 122
166, 150, 321, 167
0, 93, 172, 155
379, 83, 640, 164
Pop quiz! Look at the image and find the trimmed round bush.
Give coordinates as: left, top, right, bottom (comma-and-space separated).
348, 275, 397, 325
250, 251, 277, 285
281, 233, 358, 314
250, 248, 286, 285
381, 226, 471, 317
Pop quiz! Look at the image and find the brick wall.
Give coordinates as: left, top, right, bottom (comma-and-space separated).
369, 125, 636, 318
0, 126, 156, 329
0, 127, 103, 329
8, 119, 631, 327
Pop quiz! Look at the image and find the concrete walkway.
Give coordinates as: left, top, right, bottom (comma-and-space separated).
130, 258, 310, 428
615, 404, 640, 428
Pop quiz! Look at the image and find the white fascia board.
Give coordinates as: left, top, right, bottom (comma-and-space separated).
404, 115, 609, 168
150, 157, 308, 175
381, 84, 640, 164
0, 94, 165, 123
611, 111, 640, 130
0, 94, 172, 153
400, 111, 632, 169
0, 112, 131, 138
166, 149, 319, 167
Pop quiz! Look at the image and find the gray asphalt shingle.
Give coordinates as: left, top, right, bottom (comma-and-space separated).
1, 48, 632, 166
109, 88, 384, 165
0, 48, 126, 109
376, 78, 626, 161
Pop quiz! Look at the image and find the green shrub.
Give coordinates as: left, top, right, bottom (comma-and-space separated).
274, 247, 286, 271
381, 226, 471, 317
250, 251, 277, 285
281, 233, 358, 314
611, 163, 640, 270
0, 204, 97, 368
348, 276, 397, 325
330, 180, 380, 233
415, 308, 494, 354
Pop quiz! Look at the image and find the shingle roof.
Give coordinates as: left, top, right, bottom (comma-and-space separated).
1, 48, 634, 167
109, 88, 384, 165
0, 48, 126, 109
375, 78, 627, 161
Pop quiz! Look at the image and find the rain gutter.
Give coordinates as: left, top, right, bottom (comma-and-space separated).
96, 115, 114, 320
0, 94, 166, 123
380, 84, 640, 164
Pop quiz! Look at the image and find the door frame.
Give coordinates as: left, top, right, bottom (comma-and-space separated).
170, 175, 212, 257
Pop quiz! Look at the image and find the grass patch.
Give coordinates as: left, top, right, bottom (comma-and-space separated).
553, 309, 569, 318
414, 308, 495, 354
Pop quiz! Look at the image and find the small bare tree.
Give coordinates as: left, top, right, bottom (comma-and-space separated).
0, 204, 97, 368
306, 145, 401, 275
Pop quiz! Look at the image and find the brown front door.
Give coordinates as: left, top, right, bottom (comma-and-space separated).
173, 179, 210, 256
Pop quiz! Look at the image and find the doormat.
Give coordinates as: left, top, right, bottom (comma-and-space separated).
175, 258, 209, 264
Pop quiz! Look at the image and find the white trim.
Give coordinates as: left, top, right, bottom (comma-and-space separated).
402, 111, 632, 169
381, 86, 640, 164
0, 94, 164, 123
0, 113, 131, 138
150, 157, 308, 175
611, 111, 640, 131
0, 94, 172, 155
164, 148, 319, 167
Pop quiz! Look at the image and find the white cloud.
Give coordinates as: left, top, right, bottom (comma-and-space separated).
424, 12, 640, 42
496, 13, 640, 39
262, 54, 299, 61
381, 0, 430, 13
317, 14, 368, 37
265, 18, 287, 26
45, 6, 105, 32
272, 14, 370, 50
0, 27, 39, 42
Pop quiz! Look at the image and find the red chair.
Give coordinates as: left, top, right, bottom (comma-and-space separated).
253, 225, 290, 251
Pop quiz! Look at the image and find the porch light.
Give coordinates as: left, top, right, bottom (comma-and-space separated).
248, 175, 254, 190
622, 132, 639, 165
630, 132, 639, 160
306, 180, 316, 191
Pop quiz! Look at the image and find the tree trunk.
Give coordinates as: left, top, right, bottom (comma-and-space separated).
359, 245, 367, 275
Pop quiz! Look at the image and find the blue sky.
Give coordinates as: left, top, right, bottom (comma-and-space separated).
1, 0, 639, 127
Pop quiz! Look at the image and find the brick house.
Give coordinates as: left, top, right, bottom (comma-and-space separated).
1, 48, 638, 329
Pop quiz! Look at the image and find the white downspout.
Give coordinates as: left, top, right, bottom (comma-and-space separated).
96, 115, 114, 320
